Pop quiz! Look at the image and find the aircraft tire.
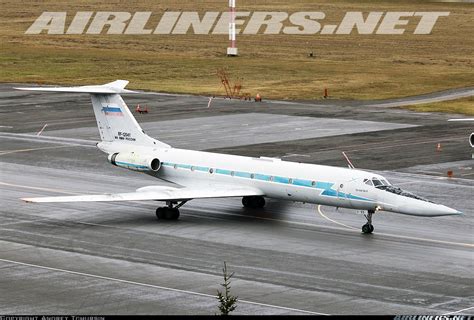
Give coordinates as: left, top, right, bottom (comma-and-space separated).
156, 207, 165, 220
254, 196, 265, 208
169, 208, 180, 220
362, 223, 373, 234
242, 196, 265, 209
156, 207, 180, 220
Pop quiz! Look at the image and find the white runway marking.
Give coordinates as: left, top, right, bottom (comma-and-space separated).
0, 145, 72, 156
36, 123, 48, 136
282, 153, 311, 158
317, 205, 358, 231
443, 305, 474, 315
0, 181, 80, 195
0, 257, 328, 315
0, 132, 96, 147
207, 97, 213, 108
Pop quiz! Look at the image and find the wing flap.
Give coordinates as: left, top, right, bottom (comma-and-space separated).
22, 185, 264, 203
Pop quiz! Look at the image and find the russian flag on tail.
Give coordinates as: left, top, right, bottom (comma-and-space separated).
102, 105, 123, 116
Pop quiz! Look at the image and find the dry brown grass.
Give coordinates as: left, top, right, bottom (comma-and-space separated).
403, 96, 474, 115
0, 0, 473, 100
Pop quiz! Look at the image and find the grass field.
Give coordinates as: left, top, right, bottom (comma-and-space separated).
403, 96, 474, 116
0, 0, 473, 102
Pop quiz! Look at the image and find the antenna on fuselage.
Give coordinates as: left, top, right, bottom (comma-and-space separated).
342, 151, 355, 169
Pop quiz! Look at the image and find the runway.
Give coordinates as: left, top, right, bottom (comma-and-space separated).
0, 84, 473, 315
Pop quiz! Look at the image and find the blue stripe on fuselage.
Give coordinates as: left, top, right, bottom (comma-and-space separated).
159, 161, 372, 202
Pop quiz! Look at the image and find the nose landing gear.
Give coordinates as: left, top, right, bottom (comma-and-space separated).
156, 200, 188, 220
362, 210, 375, 234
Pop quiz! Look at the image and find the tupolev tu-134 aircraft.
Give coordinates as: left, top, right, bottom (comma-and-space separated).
17, 80, 462, 234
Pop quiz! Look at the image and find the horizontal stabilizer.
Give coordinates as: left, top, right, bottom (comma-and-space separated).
22, 185, 264, 203
15, 80, 136, 94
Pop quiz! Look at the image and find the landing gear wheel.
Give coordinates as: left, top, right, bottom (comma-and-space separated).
172, 208, 180, 220
255, 196, 265, 208
242, 196, 265, 209
164, 208, 180, 220
156, 207, 166, 220
156, 207, 180, 220
362, 209, 375, 234
362, 223, 374, 234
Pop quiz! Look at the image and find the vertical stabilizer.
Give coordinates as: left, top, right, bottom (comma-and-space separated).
15, 80, 171, 148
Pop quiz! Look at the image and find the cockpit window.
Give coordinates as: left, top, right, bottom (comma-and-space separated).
372, 178, 383, 187
365, 177, 390, 187
375, 184, 433, 203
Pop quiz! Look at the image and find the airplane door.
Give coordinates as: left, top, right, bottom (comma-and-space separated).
338, 179, 359, 203
337, 182, 348, 201
342, 178, 367, 209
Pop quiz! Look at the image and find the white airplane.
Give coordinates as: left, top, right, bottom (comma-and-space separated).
17, 81, 462, 234
448, 118, 474, 148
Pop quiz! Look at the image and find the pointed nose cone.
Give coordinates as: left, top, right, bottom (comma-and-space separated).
395, 202, 463, 217
438, 205, 463, 216
422, 203, 463, 217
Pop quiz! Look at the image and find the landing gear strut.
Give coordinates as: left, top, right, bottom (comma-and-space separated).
156, 200, 187, 220
362, 210, 375, 234
242, 196, 265, 209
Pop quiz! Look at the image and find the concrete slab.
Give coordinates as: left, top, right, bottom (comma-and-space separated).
41, 113, 417, 150
0, 84, 473, 315
0, 162, 472, 315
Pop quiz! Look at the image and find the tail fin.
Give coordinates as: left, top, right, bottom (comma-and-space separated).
15, 80, 170, 148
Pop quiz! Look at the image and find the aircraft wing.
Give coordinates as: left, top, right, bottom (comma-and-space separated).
22, 185, 264, 203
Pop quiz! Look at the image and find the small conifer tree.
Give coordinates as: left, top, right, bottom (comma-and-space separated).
216, 261, 238, 315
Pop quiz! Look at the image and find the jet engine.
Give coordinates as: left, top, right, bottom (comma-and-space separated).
108, 152, 161, 172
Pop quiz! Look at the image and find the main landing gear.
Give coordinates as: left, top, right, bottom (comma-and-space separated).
156, 201, 187, 220
242, 196, 266, 209
362, 210, 375, 234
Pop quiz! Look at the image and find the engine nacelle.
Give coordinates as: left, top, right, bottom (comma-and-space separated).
470, 133, 474, 148
108, 152, 161, 172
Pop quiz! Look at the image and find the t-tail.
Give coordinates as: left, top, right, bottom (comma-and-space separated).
15, 80, 171, 150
